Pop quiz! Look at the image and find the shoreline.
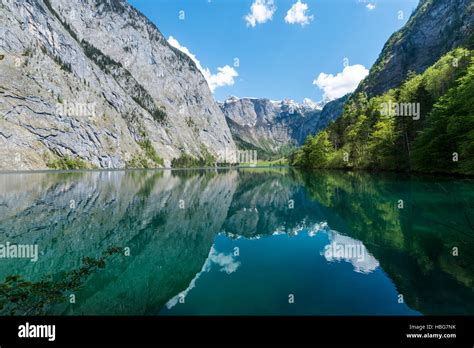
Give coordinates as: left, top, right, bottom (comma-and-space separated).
0, 165, 472, 180
0, 165, 290, 175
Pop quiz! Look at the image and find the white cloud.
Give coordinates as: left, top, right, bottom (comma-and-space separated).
358, 0, 376, 10
208, 247, 241, 274
168, 36, 238, 92
165, 245, 240, 310
245, 0, 276, 27
168, 36, 202, 70
206, 66, 239, 93
313, 64, 369, 100
285, 0, 314, 26
366, 3, 376, 10
322, 232, 379, 274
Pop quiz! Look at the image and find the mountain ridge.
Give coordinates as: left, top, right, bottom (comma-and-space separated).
220, 95, 348, 158
0, 0, 235, 170
357, 0, 473, 96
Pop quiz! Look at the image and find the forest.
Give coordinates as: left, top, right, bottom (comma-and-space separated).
291, 47, 474, 176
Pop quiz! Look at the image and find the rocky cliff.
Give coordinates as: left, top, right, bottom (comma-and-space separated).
220, 96, 347, 157
358, 0, 474, 96
0, 0, 236, 170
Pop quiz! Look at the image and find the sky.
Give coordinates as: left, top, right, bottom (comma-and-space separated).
128, 0, 419, 103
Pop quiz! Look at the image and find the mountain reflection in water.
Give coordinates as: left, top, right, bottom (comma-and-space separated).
0, 168, 473, 315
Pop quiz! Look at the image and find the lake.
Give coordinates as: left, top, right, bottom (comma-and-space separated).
0, 168, 473, 315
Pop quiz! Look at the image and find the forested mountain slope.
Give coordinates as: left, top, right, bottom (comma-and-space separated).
292, 0, 473, 175
292, 48, 474, 175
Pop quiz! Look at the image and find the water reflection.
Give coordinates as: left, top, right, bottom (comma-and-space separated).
165, 244, 241, 310
0, 168, 472, 315
323, 229, 380, 274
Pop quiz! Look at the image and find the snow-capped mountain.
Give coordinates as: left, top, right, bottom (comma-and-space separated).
219, 96, 347, 156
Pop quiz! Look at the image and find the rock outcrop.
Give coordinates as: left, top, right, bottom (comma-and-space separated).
357, 0, 474, 96
0, 0, 236, 170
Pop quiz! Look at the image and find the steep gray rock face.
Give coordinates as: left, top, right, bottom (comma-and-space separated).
0, 0, 235, 170
220, 96, 348, 155
358, 0, 473, 96
220, 97, 322, 155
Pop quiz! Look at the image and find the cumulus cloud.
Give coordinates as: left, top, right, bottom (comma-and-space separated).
206, 66, 239, 93
285, 0, 314, 26
313, 64, 369, 100
366, 3, 376, 10
168, 36, 238, 92
322, 232, 379, 274
358, 0, 376, 10
245, 0, 276, 27
208, 247, 241, 274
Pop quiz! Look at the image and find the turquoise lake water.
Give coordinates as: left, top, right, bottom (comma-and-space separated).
0, 168, 473, 315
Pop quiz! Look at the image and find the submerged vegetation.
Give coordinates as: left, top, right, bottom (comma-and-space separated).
291, 48, 474, 176
0, 247, 123, 315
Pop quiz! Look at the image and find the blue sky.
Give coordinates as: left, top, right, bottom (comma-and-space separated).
128, 0, 419, 103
